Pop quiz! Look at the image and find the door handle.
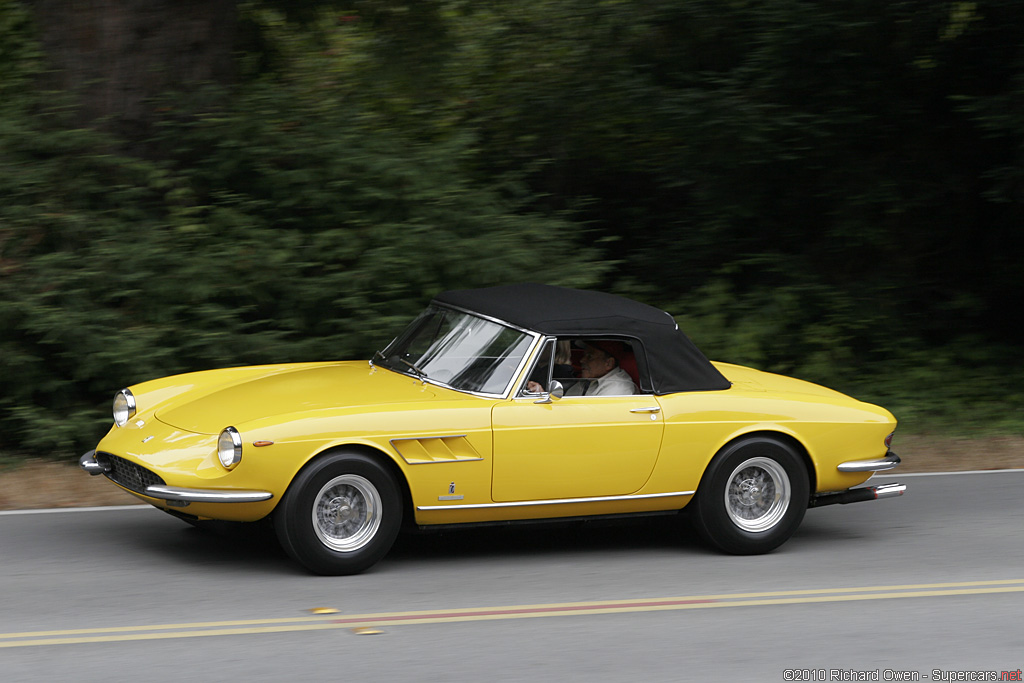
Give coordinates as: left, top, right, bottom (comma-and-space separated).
629, 406, 661, 414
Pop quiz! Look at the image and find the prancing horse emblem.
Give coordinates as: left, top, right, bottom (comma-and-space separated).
438, 482, 464, 501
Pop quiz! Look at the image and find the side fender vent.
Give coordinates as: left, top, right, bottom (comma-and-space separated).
390, 435, 483, 465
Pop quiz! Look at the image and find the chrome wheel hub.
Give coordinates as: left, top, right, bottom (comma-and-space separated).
725, 457, 791, 532
327, 500, 355, 523
313, 474, 382, 552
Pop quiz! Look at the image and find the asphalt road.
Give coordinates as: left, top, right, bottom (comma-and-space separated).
2, 471, 1023, 683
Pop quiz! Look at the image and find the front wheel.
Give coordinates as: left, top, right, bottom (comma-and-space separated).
275, 452, 402, 575
691, 437, 809, 555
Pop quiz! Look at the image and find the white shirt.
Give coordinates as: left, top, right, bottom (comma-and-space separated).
566, 366, 637, 396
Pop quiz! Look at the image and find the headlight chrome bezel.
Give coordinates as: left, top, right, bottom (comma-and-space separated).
113, 389, 137, 427
218, 426, 243, 470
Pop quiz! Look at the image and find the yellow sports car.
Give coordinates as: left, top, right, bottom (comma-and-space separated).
80, 284, 904, 574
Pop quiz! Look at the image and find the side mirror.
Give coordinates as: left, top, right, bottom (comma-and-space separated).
533, 380, 564, 404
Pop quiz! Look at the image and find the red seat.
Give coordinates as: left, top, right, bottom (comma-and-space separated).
618, 350, 640, 389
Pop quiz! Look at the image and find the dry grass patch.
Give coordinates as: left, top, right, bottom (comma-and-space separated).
894, 434, 1024, 473
0, 459, 140, 510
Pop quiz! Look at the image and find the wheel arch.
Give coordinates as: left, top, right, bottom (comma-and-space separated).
703, 429, 817, 496
282, 442, 414, 529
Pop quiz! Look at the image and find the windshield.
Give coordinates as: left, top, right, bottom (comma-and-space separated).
377, 306, 536, 396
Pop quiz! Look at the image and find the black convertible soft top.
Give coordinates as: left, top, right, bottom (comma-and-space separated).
433, 283, 731, 394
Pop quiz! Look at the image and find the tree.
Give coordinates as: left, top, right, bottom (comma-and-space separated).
23, 0, 237, 140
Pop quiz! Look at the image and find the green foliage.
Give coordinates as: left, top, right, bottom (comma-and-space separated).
388, 0, 1024, 348
2, 0, 1023, 462
0, 0, 39, 99
673, 273, 1024, 436
0, 4, 604, 457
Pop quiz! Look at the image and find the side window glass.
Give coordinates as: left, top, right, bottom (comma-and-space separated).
562, 338, 644, 397
520, 339, 555, 395
550, 339, 579, 392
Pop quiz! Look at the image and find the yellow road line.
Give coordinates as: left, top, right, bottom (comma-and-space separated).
3, 579, 1023, 648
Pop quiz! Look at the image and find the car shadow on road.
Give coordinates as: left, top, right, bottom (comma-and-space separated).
385, 513, 705, 565
122, 512, 706, 575
125, 516, 296, 572
117, 508, 882, 575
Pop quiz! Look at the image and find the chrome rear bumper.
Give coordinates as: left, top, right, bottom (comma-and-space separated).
809, 482, 906, 508
837, 451, 901, 472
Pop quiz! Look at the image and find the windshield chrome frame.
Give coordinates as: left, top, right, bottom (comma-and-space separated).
512, 336, 558, 400
378, 304, 543, 399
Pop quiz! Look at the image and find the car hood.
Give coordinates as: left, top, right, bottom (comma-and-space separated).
155, 362, 445, 434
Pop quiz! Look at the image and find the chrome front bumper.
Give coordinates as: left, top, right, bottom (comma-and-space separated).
837, 450, 901, 473
79, 450, 110, 475
143, 486, 273, 504
79, 450, 273, 505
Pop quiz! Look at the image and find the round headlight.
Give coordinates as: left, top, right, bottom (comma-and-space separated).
113, 389, 136, 427
218, 427, 243, 469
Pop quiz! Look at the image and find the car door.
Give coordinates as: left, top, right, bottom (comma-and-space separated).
490, 338, 664, 502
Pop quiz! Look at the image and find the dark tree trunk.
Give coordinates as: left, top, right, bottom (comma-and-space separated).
28, 0, 237, 141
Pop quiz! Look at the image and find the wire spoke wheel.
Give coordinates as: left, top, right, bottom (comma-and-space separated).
724, 457, 791, 532
313, 474, 382, 552
692, 437, 809, 555
276, 452, 401, 575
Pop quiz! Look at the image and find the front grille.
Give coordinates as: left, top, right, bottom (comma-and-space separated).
95, 452, 165, 493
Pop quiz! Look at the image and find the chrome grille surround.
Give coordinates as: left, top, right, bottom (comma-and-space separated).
95, 452, 166, 493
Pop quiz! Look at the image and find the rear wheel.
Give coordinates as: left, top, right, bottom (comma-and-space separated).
692, 437, 809, 554
275, 452, 402, 575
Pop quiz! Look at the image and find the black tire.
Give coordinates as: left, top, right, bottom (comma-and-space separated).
691, 436, 809, 555
274, 452, 402, 575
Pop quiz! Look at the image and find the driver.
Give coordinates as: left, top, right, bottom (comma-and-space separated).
566, 341, 636, 396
